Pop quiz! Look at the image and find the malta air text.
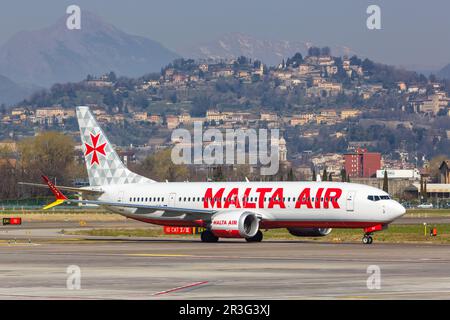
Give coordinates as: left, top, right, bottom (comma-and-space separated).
203, 187, 342, 209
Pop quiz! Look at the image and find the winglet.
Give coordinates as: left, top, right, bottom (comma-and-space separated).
41, 175, 68, 210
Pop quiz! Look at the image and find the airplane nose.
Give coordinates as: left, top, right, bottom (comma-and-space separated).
393, 201, 406, 218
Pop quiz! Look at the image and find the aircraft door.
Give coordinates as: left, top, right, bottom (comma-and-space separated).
168, 193, 177, 207
346, 191, 355, 211
117, 191, 125, 203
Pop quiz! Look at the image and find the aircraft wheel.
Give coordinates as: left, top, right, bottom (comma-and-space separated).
246, 230, 263, 242
362, 235, 373, 245
201, 230, 219, 243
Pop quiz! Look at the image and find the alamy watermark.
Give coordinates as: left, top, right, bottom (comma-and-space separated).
366, 265, 381, 290
171, 122, 280, 175
366, 5, 381, 30
66, 265, 81, 290
66, 5, 81, 30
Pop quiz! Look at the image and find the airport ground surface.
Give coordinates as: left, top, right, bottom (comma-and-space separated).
1, 215, 450, 299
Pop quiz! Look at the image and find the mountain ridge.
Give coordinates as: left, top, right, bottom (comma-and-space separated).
178, 32, 357, 66
0, 11, 179, 87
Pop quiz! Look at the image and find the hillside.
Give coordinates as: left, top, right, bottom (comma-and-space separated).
0, 11, 179, 87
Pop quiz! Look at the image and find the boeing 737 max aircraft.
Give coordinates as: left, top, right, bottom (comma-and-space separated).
21, 107, 406, 244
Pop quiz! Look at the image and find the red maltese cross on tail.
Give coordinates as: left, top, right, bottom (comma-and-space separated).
85, 133, 106, 166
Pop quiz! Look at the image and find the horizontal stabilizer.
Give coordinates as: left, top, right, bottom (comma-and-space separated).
18, 182, 103, 195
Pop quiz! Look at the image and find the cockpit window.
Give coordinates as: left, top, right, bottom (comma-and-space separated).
368, 195, 391, 201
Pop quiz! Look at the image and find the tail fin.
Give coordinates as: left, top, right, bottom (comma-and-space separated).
76, 106, 154, 186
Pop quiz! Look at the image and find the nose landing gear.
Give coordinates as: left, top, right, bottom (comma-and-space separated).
362, 224, 384, 245
362, 234, 373, 244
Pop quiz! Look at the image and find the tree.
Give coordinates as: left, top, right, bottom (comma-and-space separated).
191, 94, 211, 117
428, 155, 447, 182
134, 148, 189, 182
0, 147, 18, 199
18, 132, 80, 186
308, 46, 320, 57
322, 168, 328, 181
213, 166, 226, 182
382, 170, 389, 193
107, 71, 117, 83
340, 169, 347, 182
424, 179, 428, 201
287, 168, 296, 181
320, 47, 331, 56
286, 53, 303, 67
237, 56, 248, 65
347, 174, 350, 183
312, 168, 316, 181
328, 172, 333, 181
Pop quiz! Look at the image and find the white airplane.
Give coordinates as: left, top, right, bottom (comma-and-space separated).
23, 106, 406, 244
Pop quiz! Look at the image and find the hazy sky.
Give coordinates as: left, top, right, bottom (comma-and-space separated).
0, 0, 449, 71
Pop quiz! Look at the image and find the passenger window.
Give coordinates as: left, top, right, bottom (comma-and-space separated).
368, 196, 374, 201
374, 196, 380, 201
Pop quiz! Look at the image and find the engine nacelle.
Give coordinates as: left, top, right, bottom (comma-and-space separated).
210, 211, 259, 238
287, 227, 332, 237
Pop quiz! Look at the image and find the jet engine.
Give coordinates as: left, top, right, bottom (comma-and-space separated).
210, 211, 259, 238
287, 227, 332, 237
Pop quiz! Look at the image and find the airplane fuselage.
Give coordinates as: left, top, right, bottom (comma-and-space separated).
93, 181, 406, 229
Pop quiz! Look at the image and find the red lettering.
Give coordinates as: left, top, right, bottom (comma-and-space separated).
268, 188, 286, 208
203, 188, 225, 208
224, 188, 241, 209
295, 188, 313, 208
323, 188, 342, 209
243, 188, 256, 209
315, 188, 324, 209
256, 188, 272, 208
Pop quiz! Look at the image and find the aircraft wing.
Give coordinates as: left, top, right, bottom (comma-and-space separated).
65, 199, 216, 215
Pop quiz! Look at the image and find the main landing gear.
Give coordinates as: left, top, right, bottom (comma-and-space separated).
362, 234, 373, 245
245, 230, 263, 243
200, 230, 219, 243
